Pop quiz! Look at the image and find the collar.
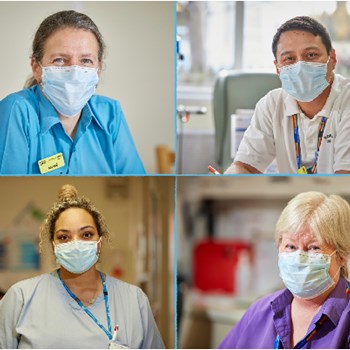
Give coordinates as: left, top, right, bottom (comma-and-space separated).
34, 85, 104, 135
283, 74, 342, 119
271, 276, 349, 327
319, 276, 350, 327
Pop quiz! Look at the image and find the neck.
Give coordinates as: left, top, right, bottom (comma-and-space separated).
297, 75, 333, 119
59, 113, 81, 139
59, 265, 99, 288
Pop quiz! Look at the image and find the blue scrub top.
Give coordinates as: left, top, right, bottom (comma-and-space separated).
0, 85, 146, 175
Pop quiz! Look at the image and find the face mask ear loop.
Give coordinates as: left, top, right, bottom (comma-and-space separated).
96, 236, 103, 258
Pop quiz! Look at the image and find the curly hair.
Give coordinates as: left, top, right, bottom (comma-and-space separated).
40, 184, 110, 255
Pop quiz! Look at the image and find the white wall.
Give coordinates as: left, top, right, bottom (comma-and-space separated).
0, 1, 175, 173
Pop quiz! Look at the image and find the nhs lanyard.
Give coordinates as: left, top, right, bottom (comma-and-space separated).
292, 114, 327, 174
274, 283, 350, 349
58, 270, 113, 340
274, 314, 328, 349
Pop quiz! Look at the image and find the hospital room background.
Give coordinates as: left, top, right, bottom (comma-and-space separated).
0, 1, 174, 174
0, 177, 174, 348
177, 1, 350, 174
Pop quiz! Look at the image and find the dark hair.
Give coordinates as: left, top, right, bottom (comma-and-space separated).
272, 16, 332, 59
25, 10, 105, 88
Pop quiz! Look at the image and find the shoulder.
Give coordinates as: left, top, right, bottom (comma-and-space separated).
0, 87, 39, 120
1, 87, 38, 108
254, 88, 285, 115
106, 275, 145, 297
5, 273, 53, 300
89, 94, 123, 116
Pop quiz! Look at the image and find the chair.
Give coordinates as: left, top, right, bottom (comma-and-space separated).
213, 71, 281, 170
155, 145, 175, 174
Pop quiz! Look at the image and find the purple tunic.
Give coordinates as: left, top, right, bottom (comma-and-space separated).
218, 277, 350, 349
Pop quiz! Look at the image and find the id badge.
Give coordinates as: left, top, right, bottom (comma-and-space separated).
297, 166, 308, 174
108, 341, 129, 349
38, 153, 65, 174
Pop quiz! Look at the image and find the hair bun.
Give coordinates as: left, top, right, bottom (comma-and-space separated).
58, 184, 78, 202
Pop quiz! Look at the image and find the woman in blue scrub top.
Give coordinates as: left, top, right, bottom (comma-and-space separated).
0, 184, 164, 348
0, 10, 145, 175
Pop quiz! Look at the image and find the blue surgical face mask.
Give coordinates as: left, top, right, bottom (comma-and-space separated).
54, 237, 101, 274
41, 65, 99, 117
278, 249, 338, 299
279, 59, 330, 102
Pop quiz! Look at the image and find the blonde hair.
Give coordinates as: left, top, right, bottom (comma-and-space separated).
40, 184, 109, 254
275, 191, 350, 278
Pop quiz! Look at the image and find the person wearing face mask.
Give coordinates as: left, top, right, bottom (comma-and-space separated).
0, 184, 164, 349
0, 10, 145, 175
219, 191, 350, 349
225, 16, 350, 174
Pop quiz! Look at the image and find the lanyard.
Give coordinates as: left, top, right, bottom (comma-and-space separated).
274, 282, 350, 349
58, 270, 112, 340
292, 114, 327, 174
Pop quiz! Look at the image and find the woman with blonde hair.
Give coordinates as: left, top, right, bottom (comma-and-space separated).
219, 191, 350, 349
0, 184, 164, 349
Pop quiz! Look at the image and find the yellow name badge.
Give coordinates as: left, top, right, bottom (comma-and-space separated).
38, 153, 65, 174
297, 166, 308, 174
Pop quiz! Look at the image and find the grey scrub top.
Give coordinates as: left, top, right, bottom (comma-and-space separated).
0, 271, 165, 349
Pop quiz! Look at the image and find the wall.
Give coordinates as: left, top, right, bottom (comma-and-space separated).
0, 1, 174, 173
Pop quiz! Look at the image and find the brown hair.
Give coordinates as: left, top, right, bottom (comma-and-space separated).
40, 184, 109, 253
25, 10, 106, 88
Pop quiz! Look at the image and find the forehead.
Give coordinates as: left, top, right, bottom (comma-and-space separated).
276, 30, 327, 56
43, 27, 99, 56
282, 229, 320, 243
55, 207, 96, 227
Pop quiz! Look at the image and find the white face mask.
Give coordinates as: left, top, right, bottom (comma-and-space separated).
53, 237, 101, 274
278, 59, 330, 102
41, 65, 99, 117
278, 249, 338, 299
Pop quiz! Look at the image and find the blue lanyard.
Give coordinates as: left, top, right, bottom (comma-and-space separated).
292, 114, 327, 174
58, 270, 112, 340
274, 282, 350, 349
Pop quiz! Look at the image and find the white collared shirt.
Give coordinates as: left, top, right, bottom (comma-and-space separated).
232, 74, 350, 174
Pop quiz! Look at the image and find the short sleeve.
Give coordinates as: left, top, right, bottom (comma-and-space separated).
0, 285, 24, 349
333, 99, 350, 172
113, 102, 146, 174
234, 94, 276, 172
136, 288, 165, 349
0, 95, 30, 174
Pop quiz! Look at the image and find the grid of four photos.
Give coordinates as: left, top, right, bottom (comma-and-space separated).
1, 1, 350, 349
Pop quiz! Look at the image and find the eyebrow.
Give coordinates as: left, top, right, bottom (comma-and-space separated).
279, 46, 322, 57
55, 225, 96, 234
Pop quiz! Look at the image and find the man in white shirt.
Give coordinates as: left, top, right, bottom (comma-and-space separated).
225, 16, 350, 174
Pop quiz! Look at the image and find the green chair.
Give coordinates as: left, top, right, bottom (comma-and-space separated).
213, 71, 281, 170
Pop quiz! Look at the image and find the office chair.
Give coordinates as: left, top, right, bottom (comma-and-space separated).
213, 71, 281, 170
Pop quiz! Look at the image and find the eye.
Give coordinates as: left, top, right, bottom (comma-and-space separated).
57, 234, 69, 242
306, 52, 319, 60
52, 57, 65, 65
308, 245, 321, 252
81, 58, 94, 66
82, 231, 94, 239
285, 243, 297, 251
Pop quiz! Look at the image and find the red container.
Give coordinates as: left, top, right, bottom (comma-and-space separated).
193, 239, 253, 294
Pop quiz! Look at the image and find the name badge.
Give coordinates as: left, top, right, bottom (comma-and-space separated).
38, 153, 65, 174
297, 166, 308, 174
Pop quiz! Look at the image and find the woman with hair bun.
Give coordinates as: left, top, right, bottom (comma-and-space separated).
219, 192, 350, 349
0, 10, 145, 175
0, 184, 164, 349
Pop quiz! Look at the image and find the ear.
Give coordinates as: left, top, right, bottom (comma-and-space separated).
329, 48, 337, 70
274, 59, 280, 75
31, 57, 42, 83
97, 62, 103, 78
